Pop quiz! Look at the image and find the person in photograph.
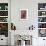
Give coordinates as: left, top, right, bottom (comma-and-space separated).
21, 10, 26, 19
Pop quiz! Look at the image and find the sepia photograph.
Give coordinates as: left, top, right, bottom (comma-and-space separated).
20, 9, 28, 20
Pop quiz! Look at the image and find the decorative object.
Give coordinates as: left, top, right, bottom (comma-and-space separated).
38, 23, 46, 28
15, 35, 32, 46
38, 3, 46, 10
42, 12, 45, 15
38, 17, 46, 22
21, 40, 25, 46
0, 11, 8, 16
0, 17, 8, 22
0, 6, 1, 10
20, 9, 28, 20
5, 6, 8, 10
11, 23, 16, 30
0, 23, 8, 37
38, 3, 46, 38
0, 3, 8, 37
39, 29, 46, 37
29, 25, 35, 30
40, 8, 44, 10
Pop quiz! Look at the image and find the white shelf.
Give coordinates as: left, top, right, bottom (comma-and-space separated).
38, 10, 46, 11
38, 28, 46, 29
0, 16, 8, 17
0, 22, 8, 23
0, 10, 8, 11
38, 16, 46, 17
38, 22, 46, 23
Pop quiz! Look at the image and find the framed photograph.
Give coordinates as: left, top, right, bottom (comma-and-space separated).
20, 9, 28, 20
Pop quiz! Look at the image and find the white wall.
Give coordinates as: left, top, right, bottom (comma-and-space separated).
11, 0, 46, 46
11, 0, 46, 30
11, 0, 38, 30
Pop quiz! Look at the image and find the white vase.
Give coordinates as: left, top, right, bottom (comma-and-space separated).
21, 40, 25, 46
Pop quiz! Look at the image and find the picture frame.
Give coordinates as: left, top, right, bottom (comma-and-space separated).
20, 9, 28, 20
